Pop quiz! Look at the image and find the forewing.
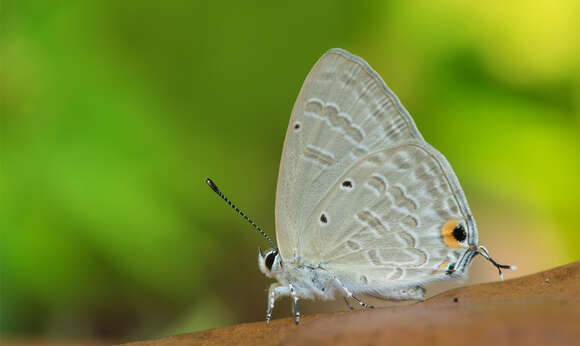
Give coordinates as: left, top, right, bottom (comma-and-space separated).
301, 142, 473, 287
275, 49, 424, 261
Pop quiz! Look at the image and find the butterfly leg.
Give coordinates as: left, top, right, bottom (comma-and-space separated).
289, 283, 300, 324
334, 278, 374, 309
343, 296, 354, 310
266, 283, 290, 324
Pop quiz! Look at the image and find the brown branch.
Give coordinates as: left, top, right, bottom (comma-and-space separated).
123, 261, 580, 346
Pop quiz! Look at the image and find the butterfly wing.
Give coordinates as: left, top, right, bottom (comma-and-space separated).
300, 141, 476, 294
275, 49, 425, 262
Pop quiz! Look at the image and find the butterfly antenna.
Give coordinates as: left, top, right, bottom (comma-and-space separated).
205, 178, 276, 250
477, 245, 517, 280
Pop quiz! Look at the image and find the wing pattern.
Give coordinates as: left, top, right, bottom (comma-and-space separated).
301, 143, 469, 286
276, 49, 424, 260
275, 49, 475, 288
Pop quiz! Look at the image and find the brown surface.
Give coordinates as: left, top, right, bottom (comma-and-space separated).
123, 261, 580, 346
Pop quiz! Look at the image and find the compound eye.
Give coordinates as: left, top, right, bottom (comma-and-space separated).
265, 251, 277, 271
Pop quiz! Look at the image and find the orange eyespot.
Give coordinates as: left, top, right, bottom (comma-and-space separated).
441, 219, 467, 248
439, 261, 450, 270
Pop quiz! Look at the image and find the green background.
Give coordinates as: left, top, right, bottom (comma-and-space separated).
1, 1, 578, 343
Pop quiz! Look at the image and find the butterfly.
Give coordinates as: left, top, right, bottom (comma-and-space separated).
206, 48, 515, 324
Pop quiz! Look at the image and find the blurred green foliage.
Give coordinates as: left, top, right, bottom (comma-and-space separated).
1, 0, 578, 342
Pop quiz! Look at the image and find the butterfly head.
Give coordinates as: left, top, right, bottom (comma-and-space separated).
258, 248, 282, 278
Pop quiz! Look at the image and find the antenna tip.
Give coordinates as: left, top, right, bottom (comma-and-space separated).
205, 177, 219, 193
509, 265, 518, 270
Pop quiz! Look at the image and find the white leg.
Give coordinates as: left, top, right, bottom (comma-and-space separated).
266, 284, 290, 324
334, 278, 374, 309
343, 296, 354, 310
289, 283, 300, 324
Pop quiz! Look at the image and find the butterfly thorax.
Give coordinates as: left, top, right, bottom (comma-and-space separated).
258, 249, 340, 300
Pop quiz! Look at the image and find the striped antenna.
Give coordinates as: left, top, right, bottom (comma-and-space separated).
205, 178, 276, 250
